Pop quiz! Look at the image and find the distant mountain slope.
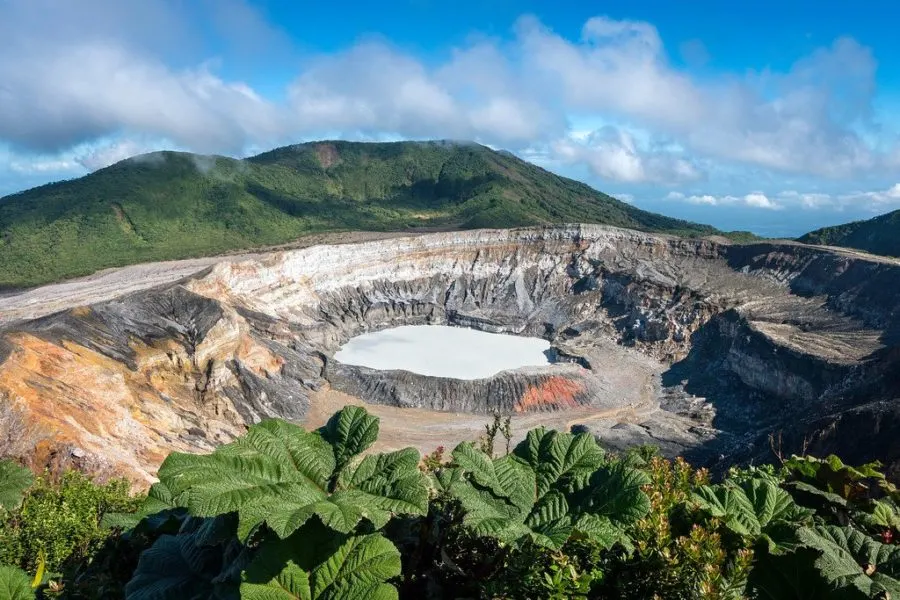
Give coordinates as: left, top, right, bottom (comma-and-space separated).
798, 209, 900, 257
0, 140, 719, 288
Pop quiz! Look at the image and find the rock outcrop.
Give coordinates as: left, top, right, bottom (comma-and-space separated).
0, 225, 897, 485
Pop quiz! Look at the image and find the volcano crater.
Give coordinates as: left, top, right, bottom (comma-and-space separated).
1, 225, 899, 483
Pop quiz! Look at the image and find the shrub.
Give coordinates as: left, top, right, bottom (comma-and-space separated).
0, 469, 140, 574
7, 409, 900, 599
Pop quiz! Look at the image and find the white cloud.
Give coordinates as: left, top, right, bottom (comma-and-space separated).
836, 184, 900, 210
687, 194, 720, 206
744, 193, 781, 209
672, 192, 784, 210
75, 140, 167, 171
776, 185, 900, 211
0, 41, 288, 154
665, 184, 900, 213
517, 20, 889, 178
0, 4, 898, 187
8, 158, 80, 174
550, 127, 703, 184
285, 41, 561, 145
778, 191, 835, 209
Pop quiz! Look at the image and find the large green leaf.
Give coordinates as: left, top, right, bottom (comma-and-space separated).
748, 548, 843, 600
0, 565, 34, 600
319, 406, 379, 475
575, 462, 651, 524
449, 427, 649, 550
104, 481, 188, 532
512, 427, 605, 498
241, 561, 311, 600
858, 500, 900, 532
452, 444, 534, 511
572, 514, 634, 552
784, 455, 890, 503
784, 480, 849, 511
333, 448, 429, 524
241, 528, 401, 600
693, 478, 809, 552
0, 459, 33, 511
449, 476, 533, 543
796, 525, 900, 598
157, 409, 427, 540
124, 515, 246, 600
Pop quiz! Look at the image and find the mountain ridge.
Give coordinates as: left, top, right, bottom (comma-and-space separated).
0, 140, 728, 289
798, 208, 900, 257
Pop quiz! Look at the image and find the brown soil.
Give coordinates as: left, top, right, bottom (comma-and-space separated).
304, 384, 656, 456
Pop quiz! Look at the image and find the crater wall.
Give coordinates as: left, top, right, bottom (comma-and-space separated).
0, 225, 897, 484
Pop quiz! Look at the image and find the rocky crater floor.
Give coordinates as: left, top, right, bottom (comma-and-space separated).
1, 225, 898, 485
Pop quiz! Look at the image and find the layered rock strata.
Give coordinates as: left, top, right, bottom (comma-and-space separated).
0, 225, 897, 484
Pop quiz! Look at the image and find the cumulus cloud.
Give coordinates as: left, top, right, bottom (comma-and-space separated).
669, 192, 784, 210
769, 186, 900, 211
664, 184, 900, 213
7, 158, 81, 174
817, 184, 900, 211
0, 2, 897, 188
0, 41, 287, 154
75, 140, 167, 171
516, 18, 887, 178
744, 193, 781, 210
550, 127, 703, 184
777, 191, 836, 209
285, 41, 562, 144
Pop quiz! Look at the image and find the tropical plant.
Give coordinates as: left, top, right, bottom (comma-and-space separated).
797, 525, 900, 596
125, 406, 428, 599
447, 426, 650, 551
0, 460, 38, 600
783, 455, 893, 505
0, 469, 139, 574
240, 523, 402, 600
0, 564, 34, 600
8, 409, 900, 599
601, 455, 753, 600
0, 460, 32, 513
692, 477, 812, 552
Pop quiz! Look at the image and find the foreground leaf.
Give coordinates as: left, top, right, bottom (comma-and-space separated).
450, 427, 649, 550
796, 525, 900, 598
124, 518, 244, 600
319, 406, 379, 475
693, 478, 809, 552
241, 528, 401, 600
512, 427, 605, 498
157, 409, 427, 540
0, 459, 33, 511
0, 565, 34, 600
103, 481, 188, 532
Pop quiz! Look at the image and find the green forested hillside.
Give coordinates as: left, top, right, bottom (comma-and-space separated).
0, 140, 719, 288
798, 209, 900, 257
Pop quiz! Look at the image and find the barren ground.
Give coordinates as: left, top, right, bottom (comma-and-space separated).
0, 230, 423, 324
304, 385, 659, 455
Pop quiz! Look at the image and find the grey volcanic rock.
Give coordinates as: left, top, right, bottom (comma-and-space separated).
0, 224, 898, 483
324, 361, 606, 414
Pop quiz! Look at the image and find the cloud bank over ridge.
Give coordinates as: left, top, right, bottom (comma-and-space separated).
1, 0, 898, 231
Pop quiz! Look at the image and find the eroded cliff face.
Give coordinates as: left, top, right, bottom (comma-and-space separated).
0, 225, 897, 485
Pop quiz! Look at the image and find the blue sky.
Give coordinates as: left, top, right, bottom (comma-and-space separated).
2, 0, 900, 237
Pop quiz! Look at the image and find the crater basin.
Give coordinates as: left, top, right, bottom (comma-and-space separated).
333, 325, 551, 380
